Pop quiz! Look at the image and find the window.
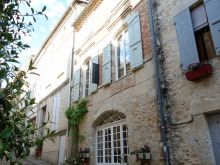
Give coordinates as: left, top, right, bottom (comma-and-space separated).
174, 0, 220, 71
102, 12, 143, 85
116, 30, 130, 79
96, 113, 128, 164
191, 4, 216, 62
84, 61, 90, 97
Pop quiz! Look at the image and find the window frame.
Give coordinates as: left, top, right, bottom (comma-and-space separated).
174, 1, 218, 71
115, 30, 130, 80
96, 119, 128, 165
190, 3, 216, 62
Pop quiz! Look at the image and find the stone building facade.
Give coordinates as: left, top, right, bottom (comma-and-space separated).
71, 0, 164, 164
27, 3, 87, 164
27, 0, 220, 164
156, 0, 220, 164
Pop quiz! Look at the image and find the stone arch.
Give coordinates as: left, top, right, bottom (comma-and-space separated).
93, 110, 126, 127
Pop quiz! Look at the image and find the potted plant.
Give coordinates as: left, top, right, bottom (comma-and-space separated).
184, 63, 212, 81
35, 138, 43, 158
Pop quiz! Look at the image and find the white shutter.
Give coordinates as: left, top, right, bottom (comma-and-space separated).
55, 94, 60, 130
73, 67, 81, 101
52, 97, 56, 131
128, 11, 143, 70
103, 44, 112, 85
204, 0, 220, 55
174, 8, 200, 71
90, 56, 98, 94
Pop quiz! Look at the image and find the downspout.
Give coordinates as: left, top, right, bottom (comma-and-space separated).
147, 0, 171, 164
67, 8, 76, 162
68, 0, 90, 161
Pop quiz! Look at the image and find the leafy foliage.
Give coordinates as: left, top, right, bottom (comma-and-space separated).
0, 0, 53, 163
65, 99, 89, 136
65, 99, 88, 165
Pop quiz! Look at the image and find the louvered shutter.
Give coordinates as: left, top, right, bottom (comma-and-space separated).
90, 56, 98, 93
73, 67, 81, 101
52, 97, 56, 130
55, 94, 60, 130
174, 8, 200, 71
103, 44, 112, 85
204, 0, 220, 55
128, 11, 143, 70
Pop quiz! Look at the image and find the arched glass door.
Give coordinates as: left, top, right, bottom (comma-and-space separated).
96, 112, 128, 165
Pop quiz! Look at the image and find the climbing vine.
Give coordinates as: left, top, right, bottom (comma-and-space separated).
65, 99, 89, 136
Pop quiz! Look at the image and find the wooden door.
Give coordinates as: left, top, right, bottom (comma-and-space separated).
208, 114, 220, 165
58, 135, 66, 165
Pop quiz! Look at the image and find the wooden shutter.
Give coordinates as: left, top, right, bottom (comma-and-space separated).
103, 44, 112, 85
204, 0, 220, 55
73, 67, 81, 101
191, 4, 208, 30
128, 11, 143, 70
90, 56, 98, 93
55, 94, 60, 130
174, 8, 200, 71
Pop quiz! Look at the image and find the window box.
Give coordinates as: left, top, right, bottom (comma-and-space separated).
185, 63, 212, 81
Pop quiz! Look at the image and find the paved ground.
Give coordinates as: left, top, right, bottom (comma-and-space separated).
0, 156, 51, 165
23, 156, 51, 165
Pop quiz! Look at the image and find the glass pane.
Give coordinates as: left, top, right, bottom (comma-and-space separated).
117, 36, 125, 78
97, 130, 103, 163
117, 126, 120, 132
113, 127, 116, 133
124, 31, 131, 73
97, 123, 128, 164
123, 124, 127, 131
124, 156, 128, 163
124, 139, 127, 146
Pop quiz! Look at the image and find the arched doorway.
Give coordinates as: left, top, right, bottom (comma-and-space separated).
95, 111, 128, 165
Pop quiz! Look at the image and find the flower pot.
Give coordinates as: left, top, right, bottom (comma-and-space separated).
185, 64, 212, 81
35, 148, 42, 159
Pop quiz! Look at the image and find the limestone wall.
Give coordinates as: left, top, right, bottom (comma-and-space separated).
40, 83, 69, 164
76, 0, 165, 164
157, 0, 220, 164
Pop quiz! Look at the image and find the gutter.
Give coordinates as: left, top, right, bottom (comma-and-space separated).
147, 0, 171, 164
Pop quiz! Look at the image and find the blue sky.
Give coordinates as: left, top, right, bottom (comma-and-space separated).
19, 0, 72, 66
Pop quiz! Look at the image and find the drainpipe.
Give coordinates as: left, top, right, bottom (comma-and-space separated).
147, 0, 171, 164
68, 0, 90, 161
68, 26, 79, 162
66, 6, 76, 162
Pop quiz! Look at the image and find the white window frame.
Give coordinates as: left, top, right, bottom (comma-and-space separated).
115, 30, 130, 80
96, 119, 128, 165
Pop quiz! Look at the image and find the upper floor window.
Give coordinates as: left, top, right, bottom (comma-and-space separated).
174, 0, 220, 71
84, 61, 90, 97
116, 30, 130, 79
72, 12, 144, 101
192, 4, 215, 62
